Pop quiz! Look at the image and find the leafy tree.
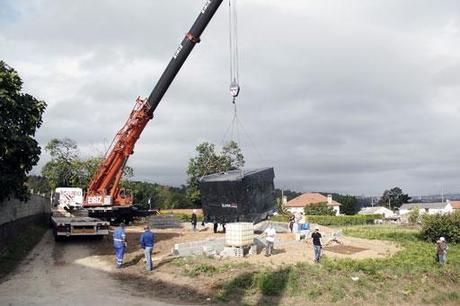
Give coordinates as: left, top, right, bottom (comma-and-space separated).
186, 141, 245, 206
0, 61, 47, 201
304, 202, 335, 216
42, 138, 133, 190
122, 181, 192, 210
42, 138, 79, 189
333, 194, 359, 215
378, 187, 410, 209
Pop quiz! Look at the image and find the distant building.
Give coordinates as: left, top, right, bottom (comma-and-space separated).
399, 202, 453, 215
284, 193, 341, 215
447, 200, 460, 212
358, 206, 395, 218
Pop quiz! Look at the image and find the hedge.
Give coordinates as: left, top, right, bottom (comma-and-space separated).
304, 214, 383, 226
420, 212, 460, 243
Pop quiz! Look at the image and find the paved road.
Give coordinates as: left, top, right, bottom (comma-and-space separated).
0, 231, 180, 306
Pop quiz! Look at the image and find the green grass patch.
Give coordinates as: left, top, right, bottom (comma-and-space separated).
217, 224, 460, 304
0, 223, 48, 280
171, 257, 253, 278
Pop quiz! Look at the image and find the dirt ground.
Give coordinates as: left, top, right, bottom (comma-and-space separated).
0, 222, 400, 306
90, 222, 399, 303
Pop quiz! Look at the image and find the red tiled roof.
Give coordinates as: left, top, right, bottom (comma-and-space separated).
450, 201, 460, 209
284, 193, 341, 208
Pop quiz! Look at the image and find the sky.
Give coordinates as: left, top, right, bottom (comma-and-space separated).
1, 0, 460, 196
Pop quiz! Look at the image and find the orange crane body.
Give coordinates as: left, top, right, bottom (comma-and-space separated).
81, 0, 224, 213
83, 98, 151, 207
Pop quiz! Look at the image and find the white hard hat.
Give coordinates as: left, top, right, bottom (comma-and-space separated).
440, 237, 445, 242
315, 226, 320, 230
193, 209, 197, 213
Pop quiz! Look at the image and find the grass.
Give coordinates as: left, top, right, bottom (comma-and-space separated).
174, 224, 459, 305
171, 257, 253, 277
0, 223, 48, 280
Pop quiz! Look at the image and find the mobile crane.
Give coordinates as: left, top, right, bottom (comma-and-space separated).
50, 0, 225, 236
83, 0, 224, 223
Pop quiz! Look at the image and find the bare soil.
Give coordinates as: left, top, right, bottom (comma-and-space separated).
0, 222, 400, 305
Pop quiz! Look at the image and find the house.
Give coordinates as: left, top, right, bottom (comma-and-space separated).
284, 193, 341, 215
447, 200, 460, 212
358, 206, 395, 218
399, 202, 453, 215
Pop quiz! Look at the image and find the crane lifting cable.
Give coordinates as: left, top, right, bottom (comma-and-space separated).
229, 0, 240, 103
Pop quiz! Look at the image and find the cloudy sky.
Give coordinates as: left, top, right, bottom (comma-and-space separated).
1, 0, 460, 196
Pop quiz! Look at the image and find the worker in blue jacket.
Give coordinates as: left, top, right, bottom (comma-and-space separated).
113, 223, 127, 268
140, 225, 155, 271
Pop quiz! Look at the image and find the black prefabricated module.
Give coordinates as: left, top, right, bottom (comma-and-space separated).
199, 167, 275, 224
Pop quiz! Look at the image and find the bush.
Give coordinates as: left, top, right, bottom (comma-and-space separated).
305, 214, 383, 226
269, 214, 289, 222
304, 202, 336, 215
408, 207, 420, 224
420, 212, 460, 243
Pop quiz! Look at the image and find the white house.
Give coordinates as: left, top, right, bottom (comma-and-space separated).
447, 200, 460, 212
399, 202, 453, 215
284, 193, 341, 216
358, 206, 395, 218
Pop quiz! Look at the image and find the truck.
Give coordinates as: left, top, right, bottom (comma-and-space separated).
50, 188, 109, 241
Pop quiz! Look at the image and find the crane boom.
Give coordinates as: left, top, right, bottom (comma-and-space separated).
83, 0, 224, 209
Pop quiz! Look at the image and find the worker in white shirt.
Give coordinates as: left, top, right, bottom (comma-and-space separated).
263, 222, 276, 256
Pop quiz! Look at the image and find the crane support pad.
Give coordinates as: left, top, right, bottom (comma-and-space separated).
199, 167, 275, 223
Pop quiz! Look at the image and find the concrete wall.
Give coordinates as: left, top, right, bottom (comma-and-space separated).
0, 195, 51, 251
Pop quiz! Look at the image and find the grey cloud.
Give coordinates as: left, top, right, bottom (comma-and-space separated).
2, 0, 460, 196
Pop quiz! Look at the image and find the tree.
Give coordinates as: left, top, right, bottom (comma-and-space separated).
122, 181, 192, 210
304, 202, 336, 216
0, 61, 47, 201
333, 194, 359, 215
186, 141, 245, 206
42, 138, 133, 190
378, 187, 410, 209
42, 138, 79, 189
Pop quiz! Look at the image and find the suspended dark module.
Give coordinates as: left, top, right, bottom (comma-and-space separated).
199, 167, 275, 224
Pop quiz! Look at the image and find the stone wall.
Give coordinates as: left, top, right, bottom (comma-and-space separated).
0, 195, 51, 251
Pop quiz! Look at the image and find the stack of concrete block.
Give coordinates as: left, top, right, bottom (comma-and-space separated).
220, 246, 245, 258
173, 237, 225, 256
149, 214, 182, 229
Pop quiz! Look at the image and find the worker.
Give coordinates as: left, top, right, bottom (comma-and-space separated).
263, 222, 276, 256
288, 214, 295, 233
113, 223, 127, 268
140, 225, 155, 271
191, 209, 198, 232
311, 226, 323, 262
436, 237, 448, 266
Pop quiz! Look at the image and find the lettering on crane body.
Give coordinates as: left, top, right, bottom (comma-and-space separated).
201, 0, 212, 14
221, 203, 238, 209
87, 196, 104, 205
173, 44, 183, 59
